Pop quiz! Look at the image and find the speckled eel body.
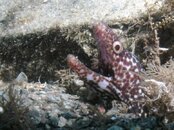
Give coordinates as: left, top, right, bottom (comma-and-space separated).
67, 22, 145, 116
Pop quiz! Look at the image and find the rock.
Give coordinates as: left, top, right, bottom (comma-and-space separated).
29, 93, 42, 101
29, 109, 42, 125
66, 119, 76, 127
0, 91, 9, 102
0, 106, 3, 113
58, 116, 67, 127
74, 117, 92, 129
130, 126, 141, 130
45, 124, 51, 130
107, 125, 124, 130
137, 116, 157, 129
61, 112, 77, 119
46, 95, 61, 103
49, 115, 59, 127
7, 81, 92, 129
73, 79, 84, 87
15, 72, 28, 82
0, 77, 174, 129
165, 122, 174, 130
0, 0, 164, 36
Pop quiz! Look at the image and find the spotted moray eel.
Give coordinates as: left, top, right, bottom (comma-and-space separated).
67, 22, 146, 116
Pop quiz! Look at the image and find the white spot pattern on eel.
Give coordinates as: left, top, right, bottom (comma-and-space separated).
67, 22, 146, 116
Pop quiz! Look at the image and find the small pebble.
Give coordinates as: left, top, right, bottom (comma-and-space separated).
0, 107, 4, 113
107, 125, 124, 130
73, 79, 84, 87
15, 72, 28, 82
58, 116, 67, 127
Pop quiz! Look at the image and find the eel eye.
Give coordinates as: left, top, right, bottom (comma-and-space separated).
113, 41, 123, 54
